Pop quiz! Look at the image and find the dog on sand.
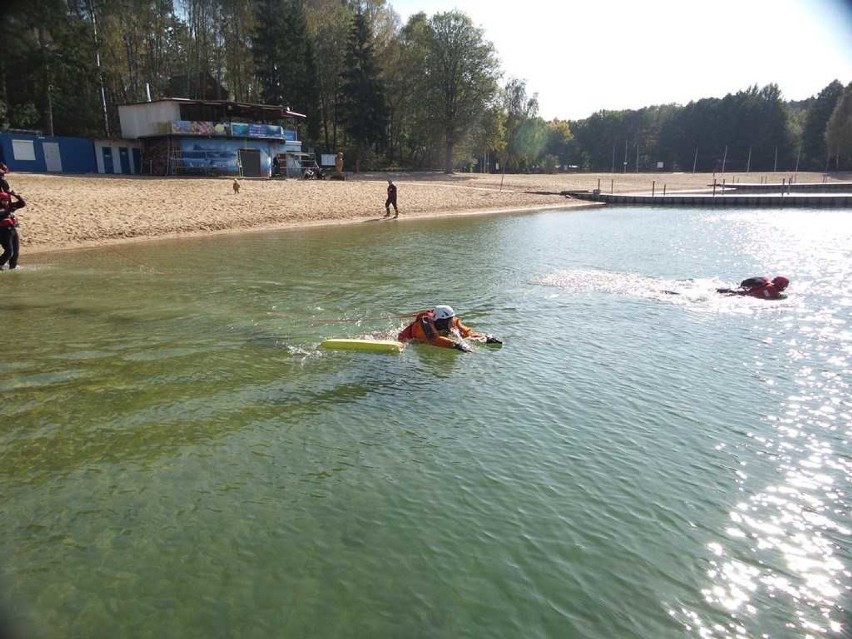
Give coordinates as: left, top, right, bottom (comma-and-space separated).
233, 179, 240, 194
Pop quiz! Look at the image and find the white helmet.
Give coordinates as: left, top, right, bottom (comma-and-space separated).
433, 305, 456, 320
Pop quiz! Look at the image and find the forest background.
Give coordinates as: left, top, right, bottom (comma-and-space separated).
1, 0, 850, 174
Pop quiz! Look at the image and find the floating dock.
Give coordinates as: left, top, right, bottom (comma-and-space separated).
564, 181, 852, 208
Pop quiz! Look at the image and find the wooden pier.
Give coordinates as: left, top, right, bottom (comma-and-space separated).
564, 181, 852, 208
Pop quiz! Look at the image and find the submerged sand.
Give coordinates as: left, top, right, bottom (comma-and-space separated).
5, 170, 838, 255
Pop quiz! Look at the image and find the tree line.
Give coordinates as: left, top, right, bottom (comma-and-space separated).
1, 0, 850, 173
569, 81, 852, 173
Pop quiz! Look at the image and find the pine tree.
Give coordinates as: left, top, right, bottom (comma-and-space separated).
251, 0, 286, 105
251, 0, 319, 141
338, 9, 388, 167
278, 1, 319, 141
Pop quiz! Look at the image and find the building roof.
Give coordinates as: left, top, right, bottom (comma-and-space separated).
122, 98, 306, 120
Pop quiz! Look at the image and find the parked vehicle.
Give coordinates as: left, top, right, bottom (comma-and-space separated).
300, 156, 325, 180
272, 153, 325, 179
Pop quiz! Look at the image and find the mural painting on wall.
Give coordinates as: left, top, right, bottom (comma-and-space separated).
178, 139, 246, 175
230, 123, 293, 140
170, 121, 230, 136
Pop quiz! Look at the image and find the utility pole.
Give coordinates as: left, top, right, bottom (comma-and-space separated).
37, 27, 55, 137
88, 0, 110, 137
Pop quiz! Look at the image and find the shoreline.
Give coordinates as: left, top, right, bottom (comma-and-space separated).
27, 201, 594, 256
7, 170, 842, 256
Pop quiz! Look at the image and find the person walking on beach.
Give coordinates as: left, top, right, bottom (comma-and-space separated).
0, 190, 25, 270
384, 179, 398, 218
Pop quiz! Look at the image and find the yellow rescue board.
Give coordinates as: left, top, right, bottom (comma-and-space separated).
321, 338, 404, 353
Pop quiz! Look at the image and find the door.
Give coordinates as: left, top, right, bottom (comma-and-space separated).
102, 147, 114, 174
119, 147, 131, 174
132, 148, 141, 174
43, 142, 63, 172
238, 148, 261, 177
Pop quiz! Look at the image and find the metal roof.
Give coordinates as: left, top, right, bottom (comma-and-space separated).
123, 98, 306, 119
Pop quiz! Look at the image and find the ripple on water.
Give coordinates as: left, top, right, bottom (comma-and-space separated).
2, 207, 851, 638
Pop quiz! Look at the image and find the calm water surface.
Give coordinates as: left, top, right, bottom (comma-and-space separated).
1, 206, 850, 638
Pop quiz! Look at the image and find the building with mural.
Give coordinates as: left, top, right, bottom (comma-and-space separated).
118, 98, 307, 177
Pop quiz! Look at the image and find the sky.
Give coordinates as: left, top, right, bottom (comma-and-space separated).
388, 0, 852, 121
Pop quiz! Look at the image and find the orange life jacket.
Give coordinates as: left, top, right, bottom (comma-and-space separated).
398, 311, 481, 348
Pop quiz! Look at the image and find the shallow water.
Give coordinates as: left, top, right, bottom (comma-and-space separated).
1, 207, 850, 638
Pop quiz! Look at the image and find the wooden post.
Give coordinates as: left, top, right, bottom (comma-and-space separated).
652, 181, 655, 196
663, 184, 667, 196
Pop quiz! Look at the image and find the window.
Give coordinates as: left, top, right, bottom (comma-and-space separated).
12, 139, 36, 161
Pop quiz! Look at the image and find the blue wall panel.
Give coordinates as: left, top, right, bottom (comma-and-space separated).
56, 136, 96, 173
0, 133, 96, 173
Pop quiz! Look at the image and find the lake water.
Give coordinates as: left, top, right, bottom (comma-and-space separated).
1, 206, 850, 638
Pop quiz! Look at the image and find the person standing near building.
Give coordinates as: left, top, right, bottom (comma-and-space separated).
384, 179, 398, 218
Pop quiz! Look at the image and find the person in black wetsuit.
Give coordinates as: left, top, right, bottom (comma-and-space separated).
717, 276, 790, 299
0, 163, 10, 194
384, 180, 398, 218
0, 190, 26, 270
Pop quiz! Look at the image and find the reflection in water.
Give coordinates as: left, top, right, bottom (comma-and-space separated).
671, 214, 852, 637
691, 322, 850, 636
538, 254, 851, 636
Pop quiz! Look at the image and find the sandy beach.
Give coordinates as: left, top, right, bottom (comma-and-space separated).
5, 170, 839, 255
